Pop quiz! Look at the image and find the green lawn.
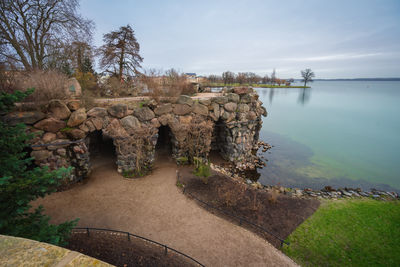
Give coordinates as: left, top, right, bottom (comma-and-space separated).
283, 199, 400, 267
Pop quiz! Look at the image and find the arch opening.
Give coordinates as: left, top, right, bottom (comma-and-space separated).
210, 118, 231, 164
155, 125, 173, 161
87, 130, 117, 167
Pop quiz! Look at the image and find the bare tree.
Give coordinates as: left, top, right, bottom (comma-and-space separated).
207, 74, 220, 83
301, 68, 315, 87
247, 72, 260, 84
222, 71, 235, 85
262, 74, 270, 84
98, 24, 143, 80
0, 0, 93, 70
236, 72, 247, 84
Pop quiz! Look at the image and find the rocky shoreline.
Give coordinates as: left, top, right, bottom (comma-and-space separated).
210, 163, 399, 201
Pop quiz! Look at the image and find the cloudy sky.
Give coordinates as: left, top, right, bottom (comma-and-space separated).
80, 0, 400, 79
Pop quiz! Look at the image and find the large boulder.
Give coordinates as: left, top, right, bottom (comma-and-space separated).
65, 77, 82, 97
199, 99, 211, 106
84, 120, 96, 132
247, 111, 257, 121
210, 103, 220, 121
108, 104, 128, 118
104, 119, 129, 138
177, 95, 194, 106
48, 100, 71, 120
227, 93, 240, 103
193, 103, 208, 116
87, 107, 108, 117
224, 102, 237, 112
31, 150, 52, 161
67, 129, 86, 140
173, 104, 192, 115
238, 103, 250, 113
89, 117, 104, 130
234, 87, 253, 95
3, 111, 45, 126
34, 118, 66, 133
121, 115, 141, 131
158, 114, 172, 126
222, 111, 235, 122
240, 94, 252, 103
154, 103, 172, 115
134, 107, 155, 121
42, 132, 57, 143
213, 96, 228, 105
67, 100, 81, 111
67, 108, 87, 127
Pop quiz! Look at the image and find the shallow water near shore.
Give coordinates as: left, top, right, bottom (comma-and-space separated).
254, 81, 400, 193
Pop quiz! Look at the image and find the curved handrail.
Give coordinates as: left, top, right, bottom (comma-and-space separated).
71, 227, 205, 267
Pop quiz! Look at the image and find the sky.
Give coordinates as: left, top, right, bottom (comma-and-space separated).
80, 0, 400, 79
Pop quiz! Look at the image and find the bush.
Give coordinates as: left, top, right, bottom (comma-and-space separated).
99, 76, 138, 97
140, 68, 197, 102
193, 161, 211, 184
15, 70, 69, 103
73, 69, 97, 91
0, 89, 77, 245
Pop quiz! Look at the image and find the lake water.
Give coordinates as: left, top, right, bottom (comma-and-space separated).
254, 81, 400, 193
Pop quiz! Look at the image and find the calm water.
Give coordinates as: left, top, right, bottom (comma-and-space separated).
255, 81, 400, 192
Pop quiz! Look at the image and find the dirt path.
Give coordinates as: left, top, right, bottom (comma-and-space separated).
33, 153, 297, 267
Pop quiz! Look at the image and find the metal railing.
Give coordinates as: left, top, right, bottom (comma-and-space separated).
71, 227, 205, 267
177, 172, 289, 248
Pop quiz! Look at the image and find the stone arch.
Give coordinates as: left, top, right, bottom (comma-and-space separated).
22, 89, 266, 183
86, 129, 116, 162
212, 118, 232, 161
155, 125, 173, 153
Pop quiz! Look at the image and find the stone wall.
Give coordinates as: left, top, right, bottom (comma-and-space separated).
4, 87, 267, 182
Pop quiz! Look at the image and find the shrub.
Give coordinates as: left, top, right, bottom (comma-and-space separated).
140, 68, 197, 103
267, 189, 279, 204
176, 156, 189, 165
99, 76, 138, 97
73, 69, 97, 91
15, 70, 69, 103
0, 65, 19, 93
193, 161, 211, 184
0, 89, 77, 245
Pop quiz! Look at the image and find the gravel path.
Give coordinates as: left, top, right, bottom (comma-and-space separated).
33, 153, 297, 267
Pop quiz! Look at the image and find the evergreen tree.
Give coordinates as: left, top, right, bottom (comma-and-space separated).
0, 89, 77, 245
81, 56, 94, 74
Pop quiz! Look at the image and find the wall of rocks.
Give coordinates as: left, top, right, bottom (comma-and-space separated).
3, 87, 267, 182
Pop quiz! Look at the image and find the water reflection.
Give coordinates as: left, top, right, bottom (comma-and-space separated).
298, 88, 311, 105
268, 88, 275, 104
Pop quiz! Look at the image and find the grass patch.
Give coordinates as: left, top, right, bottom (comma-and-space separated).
283, 199, 400, 266
193, 161, 211, 184
60, 126, 74, 132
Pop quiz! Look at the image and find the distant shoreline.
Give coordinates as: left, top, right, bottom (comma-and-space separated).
205, 83, 310, 88
312, 78, 400, 81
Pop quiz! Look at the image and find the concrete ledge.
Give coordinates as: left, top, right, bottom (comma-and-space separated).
0, 234, 113, 267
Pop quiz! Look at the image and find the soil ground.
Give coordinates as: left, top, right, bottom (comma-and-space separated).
66, 230, 197, 267
178, 167, 320, 248
32, 147, 297, 266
